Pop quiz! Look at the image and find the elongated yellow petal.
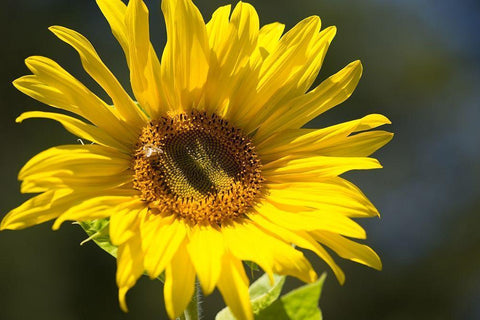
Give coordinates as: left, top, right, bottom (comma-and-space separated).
52, 192, 140, 230
141, 216, 187, 279
20, 170, 132, 194
246, 27, 337, 132
265, 181, 379, 218
250, 214, 345, 284
206, 5, 231, 52
222, 220, 316, 284
234, 16, 320, 126
212, 2, 259, 69
49, 25, 147, 128
237, 17, 337, 132
16, 111, 129, 152
18, 145, 130, 182
256, 201, 366, 239
13, 75, 76, 114
250, 22, 285, 67
22, 56, 136, 144
263, 155, 382, 182
295, 26, 336, 94
117, 233, 145, 312
205, 2, 259, 116
318, 130, 394, 157
161, 0, 209, 110
256, 114, 391, 156
187, 226, 224, 295
110, 200, 148, 246
125, 0, 165, 118
217, 253, 253, 320
256, 60, 363, 140
1, 189, 72, 230
164, 241, 196, 319
311, 230, 382, 270
96, 0, 130, 61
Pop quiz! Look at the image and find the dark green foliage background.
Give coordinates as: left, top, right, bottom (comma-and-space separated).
1, 0, 479, 319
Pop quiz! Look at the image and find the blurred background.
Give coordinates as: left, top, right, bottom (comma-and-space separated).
1, 0, 479, 319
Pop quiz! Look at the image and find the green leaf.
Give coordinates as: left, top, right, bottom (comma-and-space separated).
216, 273, 286, 320
256, 273, 327, 320
250, 273, 286, 313
78, 219, 117, 257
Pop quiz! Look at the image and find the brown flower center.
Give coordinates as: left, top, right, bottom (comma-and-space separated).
132, 111, 263, 226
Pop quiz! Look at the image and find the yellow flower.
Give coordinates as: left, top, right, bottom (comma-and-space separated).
2, 0, 393, 319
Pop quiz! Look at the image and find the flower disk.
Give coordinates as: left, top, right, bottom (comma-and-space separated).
133, 111, 263, 225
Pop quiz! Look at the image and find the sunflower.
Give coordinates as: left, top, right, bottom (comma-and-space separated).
2, 0, 392, 319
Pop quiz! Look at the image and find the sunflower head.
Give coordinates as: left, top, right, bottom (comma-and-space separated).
2, 0, 392, 319
132, 111, 263, 226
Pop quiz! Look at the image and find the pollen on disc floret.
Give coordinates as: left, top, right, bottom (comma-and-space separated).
132, 111, 264, 226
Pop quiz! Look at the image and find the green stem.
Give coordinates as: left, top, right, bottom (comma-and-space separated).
181, 282, 201, 320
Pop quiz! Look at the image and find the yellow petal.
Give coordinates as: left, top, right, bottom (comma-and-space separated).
265, 180, 379, 218
16, 111, 129, 152
216, 253, 253, 320
125, 0, 166, 118
186, 226, 224, 295
20, 170, 132, 194
13, 75, 75, 114
263, 155, 382, 181
110, 200, 148, 245
256, 114, 391, 157
210, 2, 259, 69
250, 214, 345, 284
18, 145, 130, 182
49, 25, 147, 128
164, 241, 196, 319
205, 2, 259, 116
206, 5, 232, 52
1, 189, 72, 230
318, 130, 394, 157
250, 22, 285, 67
222, 220, 316, 284
203, 4, 232, 115
310, 230, 382, 270
246, 26, 337, 132
52, 192, 140, 230
238, 17, 336, 132
256, 60, 363, 140
161, 0, 209, 110
141, 216, 187, 279
22, 56, 135, 144
256, 201, 366, 239
117, 233, 145, 312
98, 0, 165, 120
96, 0, 130, 61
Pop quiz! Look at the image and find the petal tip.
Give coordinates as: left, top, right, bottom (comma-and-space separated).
15, 114, 25, 123
51, 218, 63, 230
118, 287, 129, 313
0, 220, 8, 231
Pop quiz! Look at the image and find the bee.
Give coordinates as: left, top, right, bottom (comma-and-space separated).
143, 144, 164, 158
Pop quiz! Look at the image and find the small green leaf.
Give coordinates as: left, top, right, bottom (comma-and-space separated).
256, 273, 327, 320
78, 219, 117, 257
250, 273, 286, 313
216, 273, 286, 320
